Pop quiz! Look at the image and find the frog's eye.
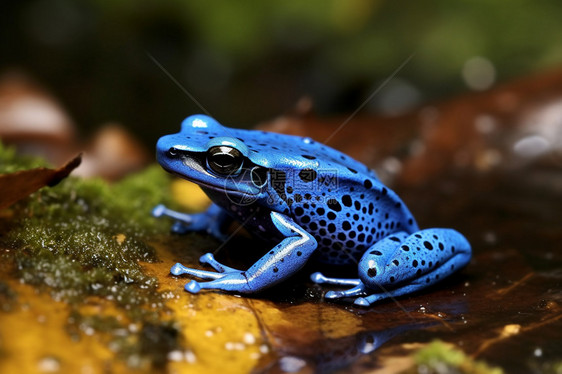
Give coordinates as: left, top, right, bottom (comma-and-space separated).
207, 146, 244, 175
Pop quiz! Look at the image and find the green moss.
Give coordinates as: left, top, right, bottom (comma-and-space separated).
6, 166, 175, 301
0, 142, 49, 173
0, 144, 183, 367
414, 340, 503, 374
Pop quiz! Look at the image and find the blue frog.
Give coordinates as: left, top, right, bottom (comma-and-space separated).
153, 115, 471, 306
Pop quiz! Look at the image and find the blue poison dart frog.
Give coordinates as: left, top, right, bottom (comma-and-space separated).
153, 115, 471, 306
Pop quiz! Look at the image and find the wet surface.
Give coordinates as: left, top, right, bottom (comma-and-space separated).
384, 170, 562, 374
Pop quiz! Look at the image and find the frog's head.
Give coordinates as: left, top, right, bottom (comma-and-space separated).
156, 115, 270, 202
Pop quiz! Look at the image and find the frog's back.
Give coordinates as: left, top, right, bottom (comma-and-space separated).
287, 174, 418, 265
226, 128, 418, 265
226, 128, 378, 180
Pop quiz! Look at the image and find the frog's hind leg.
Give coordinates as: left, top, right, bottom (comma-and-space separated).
352, 266, 456, 306
355, 229, 471, 306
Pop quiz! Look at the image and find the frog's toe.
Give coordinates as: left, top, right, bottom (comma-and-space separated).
324, 285, 366, 299
171, 262, 187, 276
170, 262, 225, 280
325, 290, 342, 299
310, 272, 326, 284
353, 297, 371, 307
185, 280, 201, 293
353, 293, 386, 306
152, 204, 167, 217
199, 253, 215, 264
199, 252, 239, 273
310, 272, 362, 286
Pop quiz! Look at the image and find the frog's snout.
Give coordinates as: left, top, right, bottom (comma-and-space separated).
155, 136, 172, 161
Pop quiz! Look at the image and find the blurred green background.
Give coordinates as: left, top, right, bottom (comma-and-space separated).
2, 0, 562, 145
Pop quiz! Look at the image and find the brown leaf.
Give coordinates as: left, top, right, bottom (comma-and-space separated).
0, 154, 82, 210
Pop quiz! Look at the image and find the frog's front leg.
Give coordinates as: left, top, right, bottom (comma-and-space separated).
314, 229, 471, 306
173, 211, 318, 294
152, 203, 231, 240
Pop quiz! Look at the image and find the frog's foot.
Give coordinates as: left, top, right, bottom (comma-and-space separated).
153, 204, 193, 224
311, 273, 367, 299
170, 262, 226, 280
325, 285, 367, 299
199, 253, 239, 273
170, 253, 243, 293
310, 281, 398, 306
153, 203, 230, 241
353, 294, 398, 307
170, 212, 318, 295
171, 262, 249, 294
170, 263, 257, 295
354, 229, 471, 306
352, 284, 433, 306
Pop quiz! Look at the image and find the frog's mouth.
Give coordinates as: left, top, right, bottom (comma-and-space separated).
188, 179, 260, 197
163, 161, 261, 198
158, 148, 265, 198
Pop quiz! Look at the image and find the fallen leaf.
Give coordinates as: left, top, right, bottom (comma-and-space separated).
0, 153, 81, 210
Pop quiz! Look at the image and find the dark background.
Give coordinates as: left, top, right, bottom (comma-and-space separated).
2, 0, 562, 146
